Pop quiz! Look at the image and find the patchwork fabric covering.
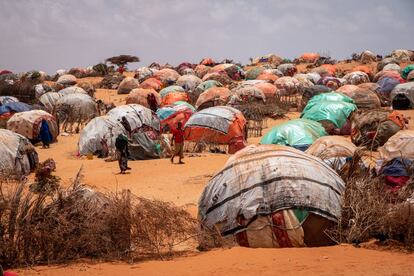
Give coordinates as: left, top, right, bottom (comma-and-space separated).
107, 104, 160, 132
199, 145, 345, 247
184, 106, 246, 144
7, 110, 58, 141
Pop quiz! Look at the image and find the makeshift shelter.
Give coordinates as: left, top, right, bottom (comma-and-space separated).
58, 86, 88, 96
139, 77, 163, 91
0, 102, 32, 116
196, 87, 231, 110
301, 100, 357, 129
231, 85, 266, 103
350, 110, 406, 149
176, 75, 202, 92
7, 110, 58, 142
379, 130, 414, 162
78, 116, 127, 155
195, 80, 223, 100
202, 72, 233, 85
402, 64, 414, 80
300, 85, 333, 109
184, 106, 246, 152
306, 136, 357, 159
352, 65, 373, 78
359, 50, 377, 63
261, 119, 327, 150
159, 85, 189, 106
156, 102, 195, 131
274, 77, 301, 95
254, 82, 278, 100
194, 64, 211, 79
77, 81, 95, 98
298, 52, 320, 63
0, 96, 19, 105
344, 71, 369, 85
56, 74, 77, 87
277, 63, 297, 76
117, 77, 139, 94
317, 76, 342, 90
251, 54, 283, 66
107, 104, 160, 132
293, 74, 314, 88
383, 63, 401, 73
407, 70, 414, 81
154, 68, 180, 84
34, 83, 53, 99
337, 87, 381, 109
245, 66, 265, 80
390, 82, 414, 109
200, 57, 216, 66
160, 85, 185, 98
125, 88, 161, 108
199, 144, 345, 247
38, 92, 62, 113
256, 72, 279, 82
390, 49, 413, 62
134, 67, 158, 82
0, 129, 38, 177
374, 70, 405, 83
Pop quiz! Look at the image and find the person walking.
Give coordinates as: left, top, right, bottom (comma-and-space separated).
39, 119, 52, 148
115, 133, 131, 174
170, 122, 185, 164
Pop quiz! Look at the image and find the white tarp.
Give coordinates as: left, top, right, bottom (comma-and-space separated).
107, 104, 160, 131
185, 106, 239, 134
199, 144, 345, 235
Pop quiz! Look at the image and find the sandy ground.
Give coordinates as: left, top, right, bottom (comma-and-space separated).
14, 86, 414, 275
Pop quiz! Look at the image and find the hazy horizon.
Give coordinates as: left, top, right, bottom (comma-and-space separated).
1, 0, 413, 74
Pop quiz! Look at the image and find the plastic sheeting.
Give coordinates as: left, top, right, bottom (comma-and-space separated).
185, 106, 239, 134
159, 85, 185, 98
198, 144, 345, 235
78, 116, 127, 155
0, 129, 38, 177
379, 130, 414, 162
56, 93, 98, 122
390, 82, 414, 108
306, 136, 357, 159
39, 92, 62, 113
58, 86, 88, 96
0, 102, 32, 115
0, 96, 19, 105
261, 119, 327, 147
301, 100, 357, 128
107, 104, 160, 132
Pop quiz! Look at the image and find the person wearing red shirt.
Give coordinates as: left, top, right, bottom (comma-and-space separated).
171, 122, 185, 164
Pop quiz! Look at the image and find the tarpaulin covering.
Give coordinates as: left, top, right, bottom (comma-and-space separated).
402, 64, 414, 80
0, 102, 32, 115
56, 93, 98, 122
176, 75, 202, 92
0, 129, 38, 177
57, 74, 77, 86
261, 119, 327, 147
338, 88, 381, 109
390, 82, 414, 108
139, 77, 163, 91
301, 100, 357, 128
107, 104, 160, 132
58, 86, 88, 96
117, 77, 139, 94
78, 116, 127, 155
0, 96, 19, 105
38, 92, 62, 113
198, 144, 345, 236
156, 102, 194, 131
379, 130, 414, 162
184, 106, 246, 144
306, 136, 357, 159
159, 85, 185, 98
195, 87, 231, 109
274, 77, 301, 95
125, 88, 161, 107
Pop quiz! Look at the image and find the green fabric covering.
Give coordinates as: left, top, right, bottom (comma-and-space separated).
260, 119, 327, 146
402, 64, 414, 80
301, 100, 357, 128
196, 80, 223, 93
305, 92, 355, 110
293, 209, 309, 223
159, 85, 185, 98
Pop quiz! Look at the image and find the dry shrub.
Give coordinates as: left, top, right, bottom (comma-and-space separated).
328, 152, 414, 249
0, 167, 198, 269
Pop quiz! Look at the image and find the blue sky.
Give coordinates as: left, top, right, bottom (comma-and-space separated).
1, 0, 413, 73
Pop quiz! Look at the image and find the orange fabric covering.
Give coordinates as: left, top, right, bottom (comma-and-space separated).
254, 82, 278, 99
195, 87, 231, 109
256, 73, 279, 82
139, 77, 163, 91
161, 111, 193, 132
352, 65, 373, 77
200, 57, 215, 66
125, 88, 161, 107
184, 113, 246, 144
161, 92, 189, 106
300, 53, 320, 62
321, 64, 337, 75
336, 84, 359, 93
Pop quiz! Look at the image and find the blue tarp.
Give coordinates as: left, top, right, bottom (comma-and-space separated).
0, 102, 32, 115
